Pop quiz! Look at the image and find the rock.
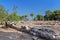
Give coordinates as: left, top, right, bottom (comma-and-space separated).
32, 36, 46, 40
29, 27, 60, 40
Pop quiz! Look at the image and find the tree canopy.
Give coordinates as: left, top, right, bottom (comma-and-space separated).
0, 5, 60, 21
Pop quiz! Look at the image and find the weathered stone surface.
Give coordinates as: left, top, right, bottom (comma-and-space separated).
29, 27, 60, 40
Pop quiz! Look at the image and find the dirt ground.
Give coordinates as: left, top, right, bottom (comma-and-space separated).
0, 28, 22, 34
0, 21, 60, 32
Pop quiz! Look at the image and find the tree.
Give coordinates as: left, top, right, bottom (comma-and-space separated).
0, 5, 8, 21
44, 10, 53, 21
6, 5, 20, 21
33, 17, 37, 21
7, 13, 19, 21
20, 15, 28, 21
54, 10, 60, 20
30, 13, 34, 20
36, 14, 42, 21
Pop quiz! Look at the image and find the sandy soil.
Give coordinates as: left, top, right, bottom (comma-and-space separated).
0, 28, 22, 34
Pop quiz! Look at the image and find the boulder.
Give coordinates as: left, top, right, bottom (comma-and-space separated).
29, 27, 60, 40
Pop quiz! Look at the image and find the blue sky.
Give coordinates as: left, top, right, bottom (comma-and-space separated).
0, 0, 60, 16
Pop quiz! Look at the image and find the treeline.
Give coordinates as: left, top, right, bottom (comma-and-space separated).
0, 5, 60, 21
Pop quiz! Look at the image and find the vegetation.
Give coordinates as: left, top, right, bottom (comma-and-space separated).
44, 10, 60, 21
30, 13, 34, 20
0, 5, 60, 21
